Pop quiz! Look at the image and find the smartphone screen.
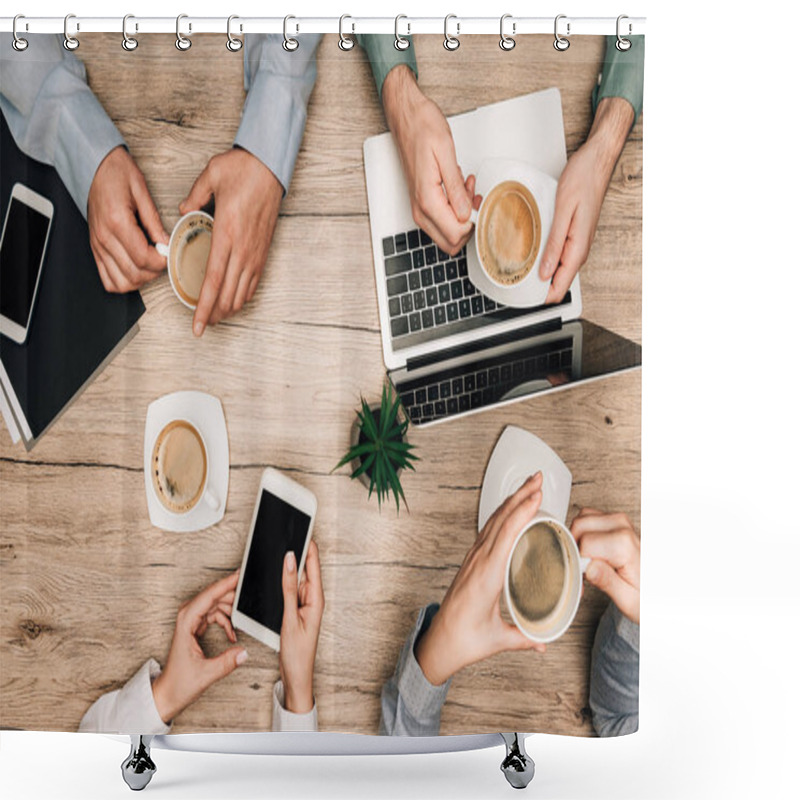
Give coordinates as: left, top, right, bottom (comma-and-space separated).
0, 198, 51, 328
237, 489, 311, 635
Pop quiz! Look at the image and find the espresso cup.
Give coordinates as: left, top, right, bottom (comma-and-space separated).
150, 419, 219, 515
156, 211, 213, 309
504, 513, 590, 644
470, 180, 542, 288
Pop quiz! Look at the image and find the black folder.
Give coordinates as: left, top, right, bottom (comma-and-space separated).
0, 112, 145, 446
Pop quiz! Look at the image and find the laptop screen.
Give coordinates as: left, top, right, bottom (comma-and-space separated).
391, 320, 641, 426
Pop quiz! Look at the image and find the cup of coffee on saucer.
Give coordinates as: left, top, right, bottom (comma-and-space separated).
467, 159, 557, 308
156, 211, 213, 309
150, 419, 219, 514
505, 513, 590, 644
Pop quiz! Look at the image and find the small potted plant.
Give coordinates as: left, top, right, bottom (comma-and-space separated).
334, 384, 419, 512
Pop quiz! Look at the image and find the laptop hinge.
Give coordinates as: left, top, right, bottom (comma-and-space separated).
399, 317, 563, 373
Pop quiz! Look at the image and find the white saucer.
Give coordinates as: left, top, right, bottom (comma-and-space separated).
144, 391, 229, 532
467, 159, 558, 308
478, 425, 572, 530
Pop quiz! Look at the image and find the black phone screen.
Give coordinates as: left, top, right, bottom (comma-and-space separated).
0, 197, 50, 327
238, 490, 311, 635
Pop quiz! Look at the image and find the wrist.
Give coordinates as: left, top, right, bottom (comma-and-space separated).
151, 673, 179, 725
414, 615, 459, 687
283, 681, 314, 715
382, 65, 423, 133
585, 97, 635, 178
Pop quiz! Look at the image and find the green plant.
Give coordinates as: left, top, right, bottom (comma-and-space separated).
334, 384, 419, 512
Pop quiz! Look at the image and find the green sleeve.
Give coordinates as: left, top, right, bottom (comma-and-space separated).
592, 35, 645, 124
355, 34, 419, 99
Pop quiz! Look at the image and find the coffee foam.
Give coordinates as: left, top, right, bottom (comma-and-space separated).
478, 181, 541, 286
152, 420, 207, 513
509, 521, 568, 626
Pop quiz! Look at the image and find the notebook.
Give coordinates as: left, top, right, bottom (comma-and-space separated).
0, 112, 145, 448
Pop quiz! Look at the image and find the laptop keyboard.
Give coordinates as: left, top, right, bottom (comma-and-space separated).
382, 229, 506, 341
396, 336, 574, 425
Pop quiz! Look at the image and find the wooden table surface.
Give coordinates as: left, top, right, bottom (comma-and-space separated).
0, 34, 642, 736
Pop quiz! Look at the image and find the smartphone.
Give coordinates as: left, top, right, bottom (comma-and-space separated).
232, 468, 317, 651
0, 184, 54, 344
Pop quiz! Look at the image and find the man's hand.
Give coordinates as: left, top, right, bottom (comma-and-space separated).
180, 148, 283, 337
87, 146, 168, 293
279, 540, 325, 714
540, 97, 635, 303
572, 508, 640, 624
382, 65, 475, 255
151, 572, 248, 725
414, 474, 547, 687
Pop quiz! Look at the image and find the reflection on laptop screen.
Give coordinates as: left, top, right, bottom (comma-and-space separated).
391, 320, 641, 426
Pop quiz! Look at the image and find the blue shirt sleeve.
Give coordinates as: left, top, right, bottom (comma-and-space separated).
233, 33, 321, 195
0, 33, 125, 217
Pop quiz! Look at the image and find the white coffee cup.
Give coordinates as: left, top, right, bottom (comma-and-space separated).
504, 512, 590, 644
149, 418, 220, 515
156, 211, 213, 310
467, 159, 557, 308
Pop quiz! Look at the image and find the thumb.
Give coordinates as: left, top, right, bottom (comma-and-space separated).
204, 646, 248, 686
180, 168, 214, 216
281, 551, 299, 627
540, 194, 573, 281
585, 560, 639, 623
437, 146, 472, 222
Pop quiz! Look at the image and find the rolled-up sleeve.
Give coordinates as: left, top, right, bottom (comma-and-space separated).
355, 35, 419, 100
380, 603, 452, 736
589, 603, 640, 737
234, 33, 321, 194
271, 680, 319, 732
592, 36, 645, 125
0, 33, 125, 216
78, 659, 172, 735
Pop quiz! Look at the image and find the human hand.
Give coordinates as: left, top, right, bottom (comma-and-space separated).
279, 540, 325, 714
382, 65, 476, 255
180, 148, 283, 336
539, 97, 635, 303
87, 146, 168, 292
414, 473, 547, 686
151, 572, 247, 724
572, 508, 640, 624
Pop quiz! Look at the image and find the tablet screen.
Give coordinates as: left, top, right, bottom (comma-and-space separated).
0, 197, 50, 327
237, 490, 311, 635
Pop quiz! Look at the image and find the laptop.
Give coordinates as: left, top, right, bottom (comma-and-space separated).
363, 88, 641, 427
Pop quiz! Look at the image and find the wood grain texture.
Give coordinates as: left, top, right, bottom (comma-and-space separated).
0, 34, 642, 736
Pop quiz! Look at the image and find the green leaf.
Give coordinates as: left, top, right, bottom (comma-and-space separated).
387, 464, 406, 513
333, 442, 376, 471
351, 451, 376, 480
360, 398, 378, 439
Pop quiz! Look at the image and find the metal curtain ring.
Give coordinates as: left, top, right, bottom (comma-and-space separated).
394, 15, 410, 51
175, 14, 191, 51
227, 15, 243, 52
63, 13, 79, 51
443, 14, 460, 51
122, 14, 138, 51
339, 14, 355, 51
283, 15, 299, 51
554, 14, 570, 51
616, 15, 632, 51
499, 14, 516, 51
12, 15, 29, 51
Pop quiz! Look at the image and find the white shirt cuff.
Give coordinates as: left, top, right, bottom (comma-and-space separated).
272, 680, 318, 732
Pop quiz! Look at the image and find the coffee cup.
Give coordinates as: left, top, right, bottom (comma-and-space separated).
467, 160, 557, 307
149, 419, 219, 515
156, 211, 213, 309
504, 513, 590, 644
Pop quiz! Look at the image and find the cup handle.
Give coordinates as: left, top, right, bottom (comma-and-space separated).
203, 486, 220, 511
579, 557, 591, 573
156, 242, 169, 258
469, 208, 480, 225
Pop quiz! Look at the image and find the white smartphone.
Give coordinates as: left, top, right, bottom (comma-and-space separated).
232, 467, 317, 651
0, 183, 54, 344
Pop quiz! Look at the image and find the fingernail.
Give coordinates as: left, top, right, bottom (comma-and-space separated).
285, 551, 296, 573
540, 259, 553, 279
193, 322, 204, 337
236, 650, 248, 666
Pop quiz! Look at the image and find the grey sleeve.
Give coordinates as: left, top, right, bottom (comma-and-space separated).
0, 33, 125, 216
380, 604, 452, 736
590, 603, 640, 737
